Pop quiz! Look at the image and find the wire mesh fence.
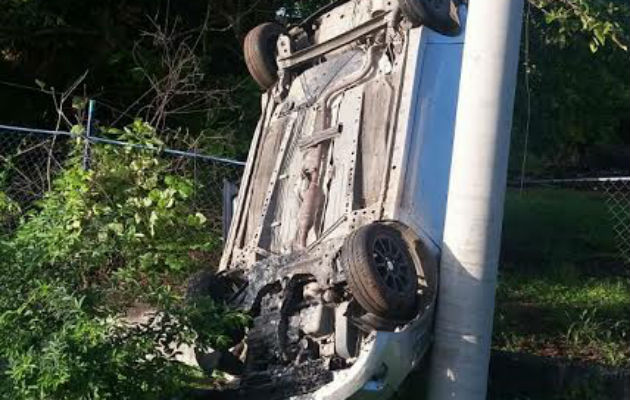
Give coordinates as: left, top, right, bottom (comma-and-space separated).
0, 128, 72, 231
0, 124, 244, 262
514, 177, 630, 266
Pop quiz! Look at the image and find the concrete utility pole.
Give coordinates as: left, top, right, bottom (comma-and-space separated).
427, 1, 523, 399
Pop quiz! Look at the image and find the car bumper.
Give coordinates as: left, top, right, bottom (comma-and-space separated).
302, 306, 434, 400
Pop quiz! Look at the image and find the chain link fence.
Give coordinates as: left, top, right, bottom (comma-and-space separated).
605, 179, 630, 264
514, 177, 630, 266
0, 124, 244, 262
0, 128, 71, 231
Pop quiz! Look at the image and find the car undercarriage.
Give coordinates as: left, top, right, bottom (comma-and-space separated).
194, 1, 464, 398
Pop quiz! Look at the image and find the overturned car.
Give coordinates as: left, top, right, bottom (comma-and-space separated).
196, 0, 467, 398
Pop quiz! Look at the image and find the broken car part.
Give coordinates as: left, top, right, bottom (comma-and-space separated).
202, 1, 468, 398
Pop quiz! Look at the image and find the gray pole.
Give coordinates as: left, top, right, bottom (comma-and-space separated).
427, 1, 523, 399
82, 99, 95, 170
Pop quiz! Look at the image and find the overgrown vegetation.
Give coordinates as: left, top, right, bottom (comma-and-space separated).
0, 121, 247, 399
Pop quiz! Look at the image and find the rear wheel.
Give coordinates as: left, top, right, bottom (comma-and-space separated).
243, 22, 286, 90
342, 224, 418, 320
399, 0, 460, 35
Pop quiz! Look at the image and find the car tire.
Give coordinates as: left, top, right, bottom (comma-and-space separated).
186, 269, 232, 301
186, 270, 245, 376
342, 224, 418, 320
399, 0, 460, 35
243, 22, 286, 90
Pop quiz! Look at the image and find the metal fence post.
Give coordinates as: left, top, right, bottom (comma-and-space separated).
82, 99, 95, 170
222, 179, 239, 241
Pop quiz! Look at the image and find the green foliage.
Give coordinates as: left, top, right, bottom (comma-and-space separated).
531, 0, 629, 52
510, 2, 629, 175
0, 121, 247, 399
0, 283, 187, 399
0, 191, 20, 227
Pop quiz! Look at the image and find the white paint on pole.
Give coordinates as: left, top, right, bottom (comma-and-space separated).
427, 1, 524, 399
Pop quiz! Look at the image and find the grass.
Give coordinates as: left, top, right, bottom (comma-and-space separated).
494, 188, 630, 367
494, 269, 629, 367
394, 187, 628, 400
150, 189, 628, 398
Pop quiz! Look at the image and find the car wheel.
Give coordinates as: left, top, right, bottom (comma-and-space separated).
186, 269, 232, 301
342, 224, 418, 320
186, 270, 245, 375
399, 0, 460, 35
243, 22, 286, 90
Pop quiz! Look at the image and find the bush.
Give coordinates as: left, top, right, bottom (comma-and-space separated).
0, 120, 246, 399
0, 191, 20, 231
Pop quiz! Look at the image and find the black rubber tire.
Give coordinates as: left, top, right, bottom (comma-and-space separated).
342, 224, 418, 320
243, 22, 286, 90
186, 272, 244, 342
186, 269, 232, 301
399, 0, 460, 35
186, 270, 245, 376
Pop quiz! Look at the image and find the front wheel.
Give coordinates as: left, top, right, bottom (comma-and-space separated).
342, 224, 419, 321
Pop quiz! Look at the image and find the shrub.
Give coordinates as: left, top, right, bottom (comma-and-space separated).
0, 120, 246, 399
0, 191, 20, 230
